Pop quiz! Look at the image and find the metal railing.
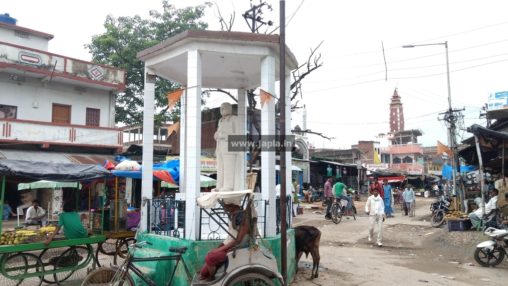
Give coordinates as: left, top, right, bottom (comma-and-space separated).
148, 196, 185, 238
147, 195, 293, 240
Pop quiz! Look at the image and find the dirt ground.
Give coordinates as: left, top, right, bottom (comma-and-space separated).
291, 196, 508, 286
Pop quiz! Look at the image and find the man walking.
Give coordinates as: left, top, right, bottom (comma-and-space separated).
365, 188, 385, 247
403, 185, 415, 216
383, 179, 393, 217
324, 177, 333, 219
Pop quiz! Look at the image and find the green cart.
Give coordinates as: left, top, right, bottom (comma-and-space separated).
0, 235, 105, 285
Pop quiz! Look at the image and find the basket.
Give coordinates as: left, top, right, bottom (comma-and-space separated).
447, 219, 472, 231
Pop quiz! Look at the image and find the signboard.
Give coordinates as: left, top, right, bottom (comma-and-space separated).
487, 91, 508, 111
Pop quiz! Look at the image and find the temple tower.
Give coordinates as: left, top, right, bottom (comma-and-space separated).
389, 88, 404, 133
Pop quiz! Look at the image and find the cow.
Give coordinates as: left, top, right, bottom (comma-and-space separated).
294, 225, 321, 279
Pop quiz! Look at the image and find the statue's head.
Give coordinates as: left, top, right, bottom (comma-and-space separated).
220, 102, 233, 116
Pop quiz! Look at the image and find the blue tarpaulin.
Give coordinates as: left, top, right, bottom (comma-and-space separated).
111, 160, 179, 184
441, 164, 476, 180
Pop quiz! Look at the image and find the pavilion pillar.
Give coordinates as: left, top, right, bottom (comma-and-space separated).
141, 67, 155, 231
237, 89, 247, 191
284, 74, 293, 224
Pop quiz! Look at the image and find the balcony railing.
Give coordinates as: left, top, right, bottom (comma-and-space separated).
0, 119, 123, 148
0, 41, 125, 90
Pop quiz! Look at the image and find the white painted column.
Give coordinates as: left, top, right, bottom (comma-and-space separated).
183, 50, 202, 240
141, 68, 155, 231
237, 89, 247, 190
260, 55, 277, 237
284, 75, 293, 224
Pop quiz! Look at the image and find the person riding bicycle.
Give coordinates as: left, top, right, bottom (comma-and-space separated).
333, 178, 352, 211
199, 203, 251, 281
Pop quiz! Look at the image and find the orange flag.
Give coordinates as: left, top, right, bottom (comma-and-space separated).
437, 140, 452, 157
260, 89, 273, 107
166, 89, 184, 111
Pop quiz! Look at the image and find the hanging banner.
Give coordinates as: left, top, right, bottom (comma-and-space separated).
260, 89, 273, 107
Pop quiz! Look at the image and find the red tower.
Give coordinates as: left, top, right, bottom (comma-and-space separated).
389, 88, 404, 133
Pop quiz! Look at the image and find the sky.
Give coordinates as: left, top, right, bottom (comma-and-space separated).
3, 0, 508, 149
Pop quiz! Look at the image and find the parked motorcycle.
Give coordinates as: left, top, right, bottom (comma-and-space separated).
430, 195, 451, 227
474, 227, 508, 267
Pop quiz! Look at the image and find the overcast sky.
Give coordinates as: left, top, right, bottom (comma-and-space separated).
4, 0, 508, 149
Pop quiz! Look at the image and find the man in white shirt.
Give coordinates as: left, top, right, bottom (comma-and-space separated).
365, 188, 386, 247
469, 189, 498, 229
25, 200, 47, 226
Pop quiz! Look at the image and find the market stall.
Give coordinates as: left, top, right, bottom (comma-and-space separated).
0, 159, 109, 285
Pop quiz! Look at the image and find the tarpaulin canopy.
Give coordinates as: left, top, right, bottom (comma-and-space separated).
18, 180, 82, 191
468, 124, 508, 140
441, 164, 477, 180
111, 160, 179, 184
0, 159, 111, 182
161, 175, 216, 189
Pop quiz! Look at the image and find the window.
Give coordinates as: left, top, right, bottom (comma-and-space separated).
0, 105, 17, 119
403, 156, 413, 163
52, 104, 71, 124
86, 108, 100, 127
393, 157, 401, 164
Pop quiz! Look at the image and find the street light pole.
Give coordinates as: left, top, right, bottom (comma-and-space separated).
402, 41, 459, 199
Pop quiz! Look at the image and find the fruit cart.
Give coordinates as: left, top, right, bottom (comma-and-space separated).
0, 159, 111, 285
0, 233, 105, 285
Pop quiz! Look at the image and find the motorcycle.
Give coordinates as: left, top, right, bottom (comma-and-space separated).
430, 195, 451, 227
474, 227, 508, 267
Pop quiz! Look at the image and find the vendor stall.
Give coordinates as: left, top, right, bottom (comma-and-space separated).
0, 159, 109, 285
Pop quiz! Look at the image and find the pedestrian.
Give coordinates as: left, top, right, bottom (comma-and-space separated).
369, 177, 384, 199
324, 177, 333, 219
365, 188, 385, 247
383, 179, 393, 217
403, 185, 415, 216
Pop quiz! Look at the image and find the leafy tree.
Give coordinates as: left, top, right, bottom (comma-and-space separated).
86, 0, 211, 126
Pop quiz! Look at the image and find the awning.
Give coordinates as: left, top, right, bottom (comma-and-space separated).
0, 150, 114, 165
0, 159, 111, 181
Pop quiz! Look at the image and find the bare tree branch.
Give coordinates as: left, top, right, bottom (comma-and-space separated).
290, 41, 324, 101
292, 129, 335, 141
215, 1, 235, 31
205, 88, 238, 103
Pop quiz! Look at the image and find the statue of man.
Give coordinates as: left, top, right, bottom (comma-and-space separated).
214, 102, 242, 194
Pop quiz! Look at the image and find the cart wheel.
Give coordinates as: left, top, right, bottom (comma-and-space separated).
116, 238, 136, 259
98, 238, 118, 256
39, 248, 63, 284
52, 246, 88, 285
4, 253, 43, 286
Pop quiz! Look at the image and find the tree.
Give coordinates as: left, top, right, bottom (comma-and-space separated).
86, 0, 211, 126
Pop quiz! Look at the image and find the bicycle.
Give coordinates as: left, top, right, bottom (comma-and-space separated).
330, 195, 357, 224
81, 241, 192, 286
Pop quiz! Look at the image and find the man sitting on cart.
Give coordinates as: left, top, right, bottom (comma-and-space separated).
199, 203, 251, 281
44, 200, 88, 245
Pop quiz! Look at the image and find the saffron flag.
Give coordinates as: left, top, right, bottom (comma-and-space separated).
260, 89, 273, 107
437, 140, 452, 157
167, 89, 184, 111
373, 149, 381, 164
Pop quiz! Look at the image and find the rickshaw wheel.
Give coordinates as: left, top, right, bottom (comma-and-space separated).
116, 238, 136, 259
4, 253, 43, 286
81, 267, 118, 285
38, 248, 60, 284
227, 272, 276, 286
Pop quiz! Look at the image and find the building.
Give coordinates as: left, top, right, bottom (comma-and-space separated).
389, 88, 404, 133
0, 14, 125, 206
